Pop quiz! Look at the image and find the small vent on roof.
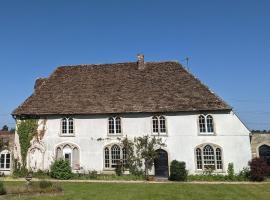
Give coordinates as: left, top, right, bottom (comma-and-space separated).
137, 54, 145, 70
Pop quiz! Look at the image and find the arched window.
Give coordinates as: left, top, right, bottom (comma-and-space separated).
206, 115, 214, 133
61, 117, 74, 135
196, 148, 202, 169
199, 115, 206, 133
104, 144, 127, 169
111, 145, 121, 168
108, 117, 122, 135
259, 144, 270, 166
152, 115, 166, 134
195, 144, 223, 171
0, 150, 11, 170
198, 115, 214, 134
104, 147, 110, 168
203, 145, 215, 169
55, 143, 80, 169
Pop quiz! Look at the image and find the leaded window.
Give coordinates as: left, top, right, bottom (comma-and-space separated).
61, 117, 74, 135
0, 151, 11, 170
196, 148, 202, 169
152, 115, 167, 134
198, 115, 214, 134
105, 147, 110, 168
108, 117, 122, 135
104, 144, 127, 169
195, 144, 223, 171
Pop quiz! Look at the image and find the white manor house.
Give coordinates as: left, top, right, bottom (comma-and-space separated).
12, 55, 252, 177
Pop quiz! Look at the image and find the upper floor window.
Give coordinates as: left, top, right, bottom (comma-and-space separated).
61, 117, 74, 135
108, 117, 121, 135
0, 150, 11, 170
152, 115, 166, 134
198, 115, 214, 134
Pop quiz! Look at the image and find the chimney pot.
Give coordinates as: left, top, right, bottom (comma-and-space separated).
137, 54, 145, 70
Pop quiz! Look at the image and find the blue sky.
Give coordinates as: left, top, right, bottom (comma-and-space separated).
0, 0, 269, 130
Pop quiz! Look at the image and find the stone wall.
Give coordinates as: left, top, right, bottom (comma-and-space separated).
250, 133, 270, 158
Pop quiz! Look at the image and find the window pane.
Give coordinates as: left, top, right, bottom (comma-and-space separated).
0, 154, 5, 168
64, 153, 71, 165
115, 117, 121, 134
108, 117, 115, 134
152, 117, 159, 133
68, 118, 74, 134
56, 147, 62, 160
199, 115, 206, 133
111, 145, 120, 168
5, 154, 10, 169
203, 145, 215, 170
104, 147, 110, 168
159, 116, 166, 133
207, 115, 214, 133
216, 148, 223, 170
62, 118, 67, 134
196, 148, 202, 169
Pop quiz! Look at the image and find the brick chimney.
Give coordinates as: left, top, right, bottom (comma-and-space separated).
137, 54, 145, 70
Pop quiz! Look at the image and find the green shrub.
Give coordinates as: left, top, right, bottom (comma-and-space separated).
169, 160, 187, 181
89, 170, 98, 179
227, 163, 234, 180
33, 170, 50, 179
115, 161, 123, 176
0, 182, 6, 195
39, 180, 53, 189
50, 159, 72, 180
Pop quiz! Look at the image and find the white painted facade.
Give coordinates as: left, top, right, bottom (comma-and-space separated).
14, 110, 251, 175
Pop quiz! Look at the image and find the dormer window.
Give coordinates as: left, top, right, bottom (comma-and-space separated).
108, 117, 122, 135
61, 117, 74, 135
152, 115, 167, 135
198, 115, 214, 134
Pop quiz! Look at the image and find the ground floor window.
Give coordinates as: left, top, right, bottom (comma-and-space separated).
55, 143, 80, 170
0, 150, 11, 170
195, 144, 223, 171
104, 144, 127, 169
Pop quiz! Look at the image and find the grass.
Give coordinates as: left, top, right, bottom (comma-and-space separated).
1, 182, 270, 200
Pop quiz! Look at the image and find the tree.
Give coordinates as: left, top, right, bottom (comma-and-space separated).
1, 125, 8, 131
122, 135, 165, 179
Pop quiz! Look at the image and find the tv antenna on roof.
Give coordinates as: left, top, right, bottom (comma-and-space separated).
181, 57, 190, 70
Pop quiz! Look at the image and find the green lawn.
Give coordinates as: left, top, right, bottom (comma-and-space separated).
2, 182, 270, 200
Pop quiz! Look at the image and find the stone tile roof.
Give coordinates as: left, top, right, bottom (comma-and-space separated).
13, 61, 231, 116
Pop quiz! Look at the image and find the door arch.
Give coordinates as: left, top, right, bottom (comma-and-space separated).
259, 144, 270, 166
154, 149, 168, 177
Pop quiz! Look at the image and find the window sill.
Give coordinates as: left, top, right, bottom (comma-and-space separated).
59, 134, 75, 137
198, 133, 216, 136
195, 169, 225, 173
151, 133, 168, 137
107, 134, 123, 137
0, 169, 11, 171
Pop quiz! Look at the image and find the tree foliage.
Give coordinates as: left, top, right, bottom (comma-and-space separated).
122, 135, 165, 179
1, 125, 8, 131
50, 159, 72, 180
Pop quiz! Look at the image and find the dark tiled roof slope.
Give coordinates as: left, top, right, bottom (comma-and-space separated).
13, 61, 231, 116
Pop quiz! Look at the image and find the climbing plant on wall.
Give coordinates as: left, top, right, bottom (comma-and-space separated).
17, 119, 38, 167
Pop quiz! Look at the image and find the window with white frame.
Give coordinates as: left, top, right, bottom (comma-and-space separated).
152, 115, 167, 134
61, 117, 74, 135
198, 115, 214, 134
104, 144, 127, 169
0, 150, 11, 170
108, 117, 121, 135
195, 144, 223, 171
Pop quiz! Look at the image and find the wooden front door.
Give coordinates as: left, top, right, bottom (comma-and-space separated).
154, 149, 168, 177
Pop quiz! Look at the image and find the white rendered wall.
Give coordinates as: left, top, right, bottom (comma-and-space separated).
14, 111, 252, 174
